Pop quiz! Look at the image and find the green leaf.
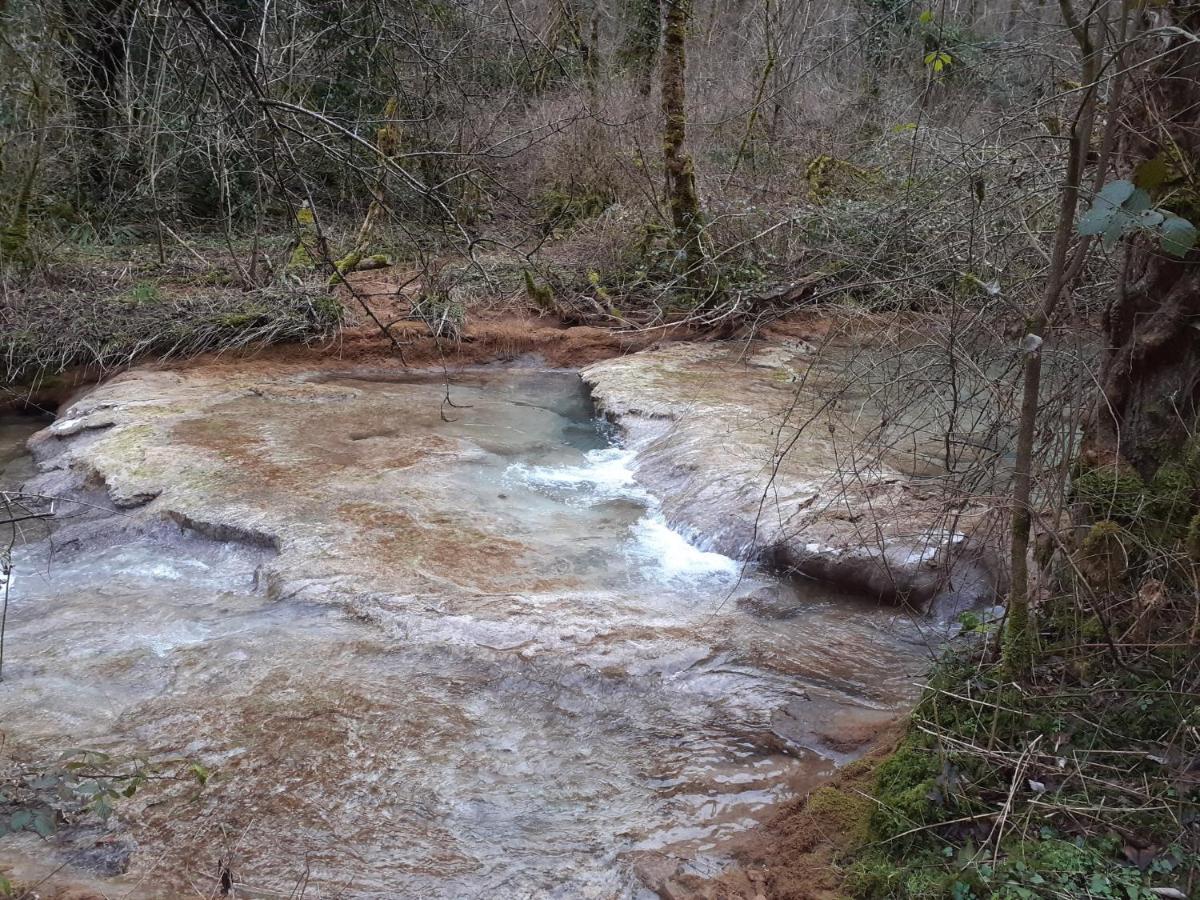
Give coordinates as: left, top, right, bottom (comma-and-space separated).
1102, 210, 1131, 249
1125, 187, 1153, 214
9, 811, 32, 832
31, 810, 55, 838
75, 780, 103, 797
1160, 215, 1198, 258
1097, 179, 1136, 208
1078, 206, 1115, 236
919, 9, 934, 23
923, 50, 952, 73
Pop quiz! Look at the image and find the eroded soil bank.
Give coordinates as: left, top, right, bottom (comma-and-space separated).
0, 355, 945, 897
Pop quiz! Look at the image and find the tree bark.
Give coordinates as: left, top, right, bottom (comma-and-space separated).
661, 0, 705, 284
1083, 5, 1200, 478
60, 0, 133, 198
622, 0, 661, 96
1002, 0, 1104, 678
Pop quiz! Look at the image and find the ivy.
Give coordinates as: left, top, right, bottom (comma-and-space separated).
1078, 179, 1198, 257
0, 749, 212, 841
924, 50, 952, 73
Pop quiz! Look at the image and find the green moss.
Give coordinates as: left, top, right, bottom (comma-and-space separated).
536, 185, 613, 231
1068, 453, 1200, 586
1187, 511, 1200, 562
329, 250, 362, 283
1073, 519, 1127, 591
125, 281, 162, 305
0, 218, 30, 264
842, 644, 1200, 900
1147, 461, 1196, 539
287, 203, 323, 272
1072, 464, 1148, 523
288, 242, 317, 272
844, 852, 904, 899
329, 251, 392, 285
869, 737, 939, 842
1080, 613, 1107, 641
212, 306, 268, 328
805, 154, 879, 202
845, 848, 950, 899
806, 784, 874, 846
523, 270, 555, 311
310, 294, 343, 323
196, 269, 237, 286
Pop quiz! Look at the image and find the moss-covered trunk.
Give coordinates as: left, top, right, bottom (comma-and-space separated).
1083, 4, 1200, 479
660, 0, 705, 284
332, 98, 400, 283
622, 0, 661, 96
1088, 262, 1200, 477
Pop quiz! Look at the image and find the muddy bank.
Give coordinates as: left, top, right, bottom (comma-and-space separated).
0, 306, 667, 415
583, 340, 1005, 615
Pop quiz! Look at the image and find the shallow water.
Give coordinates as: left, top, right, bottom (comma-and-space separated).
0, 370, 932, 897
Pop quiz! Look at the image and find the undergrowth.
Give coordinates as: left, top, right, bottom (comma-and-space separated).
1, 257, 342, 386
844, 634, 1199, 899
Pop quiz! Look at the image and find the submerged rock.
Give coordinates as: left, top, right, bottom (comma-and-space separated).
736, 585, 802, 620
583, 340, 1004, 614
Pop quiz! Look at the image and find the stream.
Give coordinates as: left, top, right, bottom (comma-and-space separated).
0, 369, 934, 897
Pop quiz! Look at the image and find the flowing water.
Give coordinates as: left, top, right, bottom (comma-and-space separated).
0, 370, 933, 897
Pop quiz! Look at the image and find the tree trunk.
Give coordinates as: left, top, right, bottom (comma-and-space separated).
622, 0, 661, 96
661, 0, 705, 284
1001, 0, 1104, 678
60, 0, 132, 199
332, 98, 400, 283
1083, 5, 1200, 479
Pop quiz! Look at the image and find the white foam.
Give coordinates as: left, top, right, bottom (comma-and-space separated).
509, 446, 740, 584
507, 447, 651, 506
630, 512, 740, 583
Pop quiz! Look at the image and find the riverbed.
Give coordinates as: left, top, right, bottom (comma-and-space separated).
0, 367, 933, 897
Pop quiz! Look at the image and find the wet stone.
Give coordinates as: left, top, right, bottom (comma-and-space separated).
736, 586, 802, 620
0, 364, 931, 897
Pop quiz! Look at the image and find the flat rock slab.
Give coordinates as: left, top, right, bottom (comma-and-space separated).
583, 340, 1003, 614
4, 361, 933, 897
26, 368, 525, 603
